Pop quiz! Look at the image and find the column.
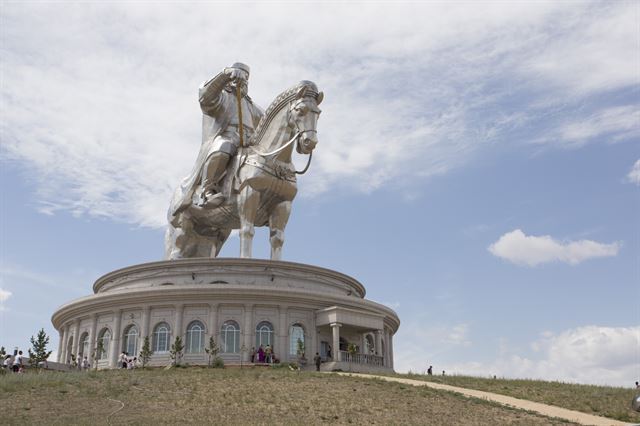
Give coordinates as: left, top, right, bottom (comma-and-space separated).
141, 307, 151, 341
375, 330, 382, 359
330, 323, 341, 361
87, 314, 98, 365
315, 327, 321, 359
278, 307, 287, 360
57, 329, 64, 363
361, 334, 367, 355
72, 319, 81, 360
310, 315, 318, 358
384, 330, 390, 367
109, 310, 122, 368
208, 304, 218, 344
61, 324, 70, 363
389, 332, 394, 370
243, 304, 253, 362
174, 304, 184, 344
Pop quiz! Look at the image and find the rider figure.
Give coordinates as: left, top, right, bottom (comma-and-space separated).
170, 62, 264, 221
199, 62, 264, 207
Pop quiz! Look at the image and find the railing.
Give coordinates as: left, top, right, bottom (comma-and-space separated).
338, 351, 384, 366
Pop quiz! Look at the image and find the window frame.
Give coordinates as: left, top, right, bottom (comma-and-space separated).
255, 321, 274, 348
185, 320, 206, 354
152, 322, 171, 353
221, 320, 240, 354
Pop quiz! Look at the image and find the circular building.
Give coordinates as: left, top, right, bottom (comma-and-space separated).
52, 258, 400, 372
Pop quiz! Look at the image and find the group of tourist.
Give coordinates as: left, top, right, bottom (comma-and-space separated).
118, 351, 139, 369
249, 345, 276, 363
3, 350, 24, 373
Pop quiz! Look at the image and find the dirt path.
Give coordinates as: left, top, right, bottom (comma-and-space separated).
334, 372, 631, 426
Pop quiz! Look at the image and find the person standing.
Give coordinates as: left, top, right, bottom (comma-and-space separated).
314, 353, 322, 371
119, 352, 127, 369
3, 354, 12, 372
265, 345, 272, 363
427, 365, 433, 375
258, 345, 264, 363
13, 350, 23, 373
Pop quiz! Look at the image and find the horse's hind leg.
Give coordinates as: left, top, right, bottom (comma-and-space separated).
238, 187, 260, 258
269, 200, 292, 261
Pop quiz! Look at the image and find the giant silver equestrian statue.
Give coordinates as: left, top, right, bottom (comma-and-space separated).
166, 62, 322, 260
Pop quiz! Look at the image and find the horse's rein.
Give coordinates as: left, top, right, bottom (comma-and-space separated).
245, 101, 317, 174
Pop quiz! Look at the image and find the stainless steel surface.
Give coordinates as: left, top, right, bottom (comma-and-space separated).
166, 64, 322, 260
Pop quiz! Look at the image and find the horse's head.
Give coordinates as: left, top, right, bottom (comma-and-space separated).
289, 81, 323, 155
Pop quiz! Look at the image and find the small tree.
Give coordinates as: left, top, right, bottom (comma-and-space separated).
204, 337, 219, 368
296, 338, 305, 358
169, 336, 184, 366
28, 328, 53, 369
139, 336, 152, 368
0, 346, 6, 375
347, 343, 358, 357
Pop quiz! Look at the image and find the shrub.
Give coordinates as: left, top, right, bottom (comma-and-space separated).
212, 357, 224, 369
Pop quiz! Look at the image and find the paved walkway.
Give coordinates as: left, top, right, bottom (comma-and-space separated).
334, 373, 631, 426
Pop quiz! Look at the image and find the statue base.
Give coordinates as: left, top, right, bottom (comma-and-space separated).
52, 258, 399, 372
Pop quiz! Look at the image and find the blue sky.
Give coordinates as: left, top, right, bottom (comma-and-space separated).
1, 2, 638, 386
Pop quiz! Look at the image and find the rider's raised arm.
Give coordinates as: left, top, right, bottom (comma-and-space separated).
198, 69, 232, 114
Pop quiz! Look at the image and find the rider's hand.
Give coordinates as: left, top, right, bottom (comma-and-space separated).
224, 66, 248, 82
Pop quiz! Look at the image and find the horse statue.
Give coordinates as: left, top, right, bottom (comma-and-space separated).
165, 80, 322, 260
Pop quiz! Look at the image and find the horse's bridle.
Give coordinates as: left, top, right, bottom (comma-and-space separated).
249, 99, 319, 174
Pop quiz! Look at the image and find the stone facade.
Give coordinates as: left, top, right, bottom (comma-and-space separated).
52, 259, 400, 372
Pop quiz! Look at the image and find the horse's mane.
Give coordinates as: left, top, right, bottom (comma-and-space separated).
249, 81, 318, 145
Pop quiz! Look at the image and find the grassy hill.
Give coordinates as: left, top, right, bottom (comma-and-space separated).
397, 372, 640, 423
0, 366, 633, 425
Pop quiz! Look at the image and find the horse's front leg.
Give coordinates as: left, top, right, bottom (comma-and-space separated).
238, 186, 260, 258
269, 200, 292, 261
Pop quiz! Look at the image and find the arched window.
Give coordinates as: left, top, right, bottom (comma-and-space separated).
78, 332, 89, 358
153, 322, 170, 353
97, 328, 111, 360
221, 320, 240, 353
365, 334, 374, 354
186, 321, 205, 353
289, 324, 305, 356
122, 325, 139, 356
255, 321, 274, 348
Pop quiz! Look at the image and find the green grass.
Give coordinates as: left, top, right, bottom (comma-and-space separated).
0, 367, 576, 425
394, 372, 640, 423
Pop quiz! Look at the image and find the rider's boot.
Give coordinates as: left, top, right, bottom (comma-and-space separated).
200, 152, 231, 208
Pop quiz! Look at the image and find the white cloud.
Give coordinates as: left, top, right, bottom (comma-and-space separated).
394, 321, 472, 374
627, 159, 640, 185
488, 229, 621, 266
519, 3, 637, 96
0, 287, 12, 311
446, 326, 640, 387
0, 287, 12, 303
0, 3, 635, 227
554, 105, 640, 148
